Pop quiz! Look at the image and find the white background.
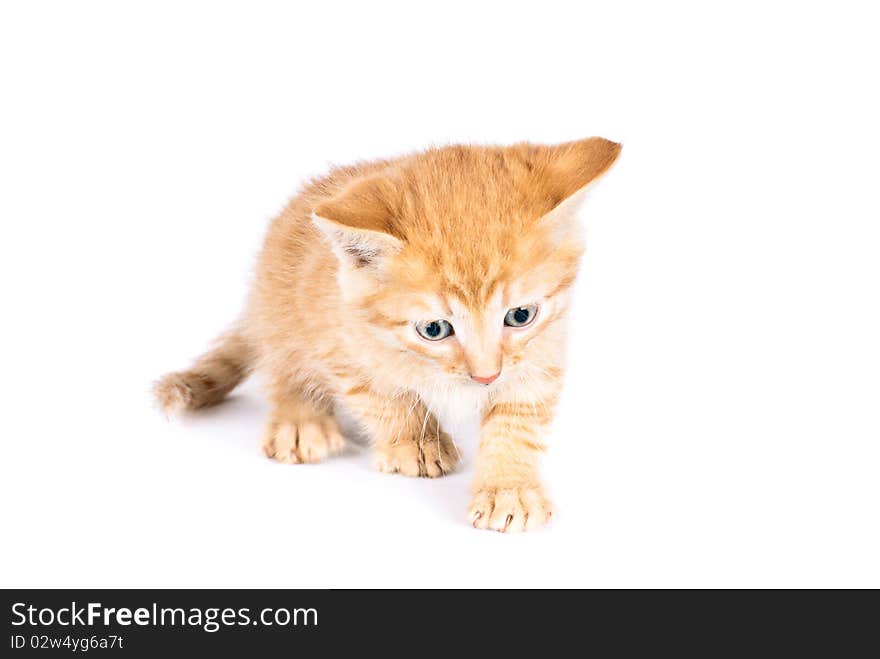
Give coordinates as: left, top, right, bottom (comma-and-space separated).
1, 1, 878, 588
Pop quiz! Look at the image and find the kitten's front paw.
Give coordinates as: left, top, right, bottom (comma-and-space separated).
374, 431, 461, 478
262, 415, 345, 464
468, 485, 553, 532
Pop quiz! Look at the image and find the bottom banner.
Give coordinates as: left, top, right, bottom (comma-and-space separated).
2, 589, 873, 655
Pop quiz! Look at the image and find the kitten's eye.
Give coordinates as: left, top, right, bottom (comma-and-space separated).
415, 319, 454, 341
504, 304, 538, 328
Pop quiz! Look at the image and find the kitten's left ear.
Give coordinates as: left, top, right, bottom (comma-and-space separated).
530, 136, 622, 242
312, 175, 403, 268
540, 136, 622, 206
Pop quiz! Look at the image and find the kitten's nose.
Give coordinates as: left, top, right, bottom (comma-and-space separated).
471, 371, 501, 385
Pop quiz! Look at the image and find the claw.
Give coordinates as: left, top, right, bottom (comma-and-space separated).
472, 511, 483, 528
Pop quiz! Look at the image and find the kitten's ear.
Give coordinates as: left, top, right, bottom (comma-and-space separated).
539, 136, 622, 205
531, 136, 622, 242
312, 175, 403, 268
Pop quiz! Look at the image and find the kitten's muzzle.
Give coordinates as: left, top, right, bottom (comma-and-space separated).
471, 371, 501, 385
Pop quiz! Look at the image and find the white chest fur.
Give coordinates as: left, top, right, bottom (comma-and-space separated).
417, 384, 489, 449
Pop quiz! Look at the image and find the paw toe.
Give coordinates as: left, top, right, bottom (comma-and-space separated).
468, 486, 552, 533
375, 432, 461, 478
263, 415, 345, 465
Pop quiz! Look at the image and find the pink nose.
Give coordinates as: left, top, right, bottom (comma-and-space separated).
471, 371, 501, 385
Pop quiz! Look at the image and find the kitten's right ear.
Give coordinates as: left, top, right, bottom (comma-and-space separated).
311, 175, 402, 268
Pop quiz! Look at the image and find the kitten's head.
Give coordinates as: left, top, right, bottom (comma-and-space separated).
313, 138, 621, 391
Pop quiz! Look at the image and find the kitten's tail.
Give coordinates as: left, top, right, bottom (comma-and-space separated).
153, 327, 254, 414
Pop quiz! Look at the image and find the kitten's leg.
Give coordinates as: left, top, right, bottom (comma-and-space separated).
341, 385, 460, 478
262, 387, 345, 464
468, 385, 561, 532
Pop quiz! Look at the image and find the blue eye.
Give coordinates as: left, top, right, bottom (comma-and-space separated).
416, 319, 454, 341
504, 304, 538, 328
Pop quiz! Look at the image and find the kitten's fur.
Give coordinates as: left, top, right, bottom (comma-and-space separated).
155, 138, 621, 532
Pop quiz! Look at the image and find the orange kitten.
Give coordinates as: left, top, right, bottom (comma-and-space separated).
155, 138, 621, 532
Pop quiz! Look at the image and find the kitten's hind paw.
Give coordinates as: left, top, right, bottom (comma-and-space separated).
262, 414, 345, 465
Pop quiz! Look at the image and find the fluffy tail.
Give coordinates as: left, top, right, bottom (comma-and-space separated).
154, 328, 254, 414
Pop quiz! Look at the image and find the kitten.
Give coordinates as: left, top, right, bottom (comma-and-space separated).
155, 137, 621, 532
